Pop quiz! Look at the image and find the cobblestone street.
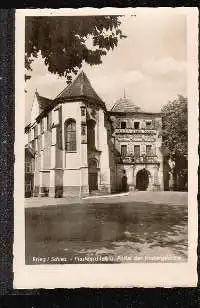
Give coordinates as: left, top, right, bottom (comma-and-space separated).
25, 192, 188, 264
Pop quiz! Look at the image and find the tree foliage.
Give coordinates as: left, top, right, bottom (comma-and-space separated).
161, 95, 188, 161
161, 96, 188, 190
25, 16, 126, 82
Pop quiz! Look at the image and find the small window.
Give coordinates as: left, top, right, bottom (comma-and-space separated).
33, 125, 38, 138
81, 107, 85, 116
40, 119, 44, 133
134, 122, 140, 129
47, 112, 52, 130
25, 182, 32, 192
121, 121, 126, 129
25, 161, 33, 173
81, 124, 86, 135
65, 119, 76, 152
134, 145, 140, 157
31, 140, 35, 153
146, 121, 152, 129
121, 145, 127, 156
146, 145, 152, 156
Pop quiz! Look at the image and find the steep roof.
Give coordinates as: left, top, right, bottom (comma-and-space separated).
56, 71, 104, 104
31, 71, 107, 123
25, 144, 35, 157
35, 91, 53, 111
111, 98, 143, 113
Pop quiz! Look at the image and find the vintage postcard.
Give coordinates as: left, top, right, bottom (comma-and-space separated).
14, 8, 198, 288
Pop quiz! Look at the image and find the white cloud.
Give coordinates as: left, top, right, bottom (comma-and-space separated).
123, 70, 145, 83
36, 73, 63, 88
25, 13, 187, 122
143, 57, 186, 76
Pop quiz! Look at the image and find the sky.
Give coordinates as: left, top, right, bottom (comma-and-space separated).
25, 9, 187, 124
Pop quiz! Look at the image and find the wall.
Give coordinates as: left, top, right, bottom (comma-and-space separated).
98, 109, 111, 193
33, 154, 40, 196
30, 94, 40, 125
27, 92, 165, 196
107, 119, 117, 193
62, 101, 81, 169
116, 163, 163, 192
63, 169, 81, 196
62, 101, 82, 196
111, 114, 161, 158
111, 113, 164, 192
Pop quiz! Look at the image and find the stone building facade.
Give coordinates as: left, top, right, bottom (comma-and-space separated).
25, 71, 164, 197
110, 98, 164, 192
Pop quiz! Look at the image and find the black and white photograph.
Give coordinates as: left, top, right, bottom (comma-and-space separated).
14, 8, 198, 288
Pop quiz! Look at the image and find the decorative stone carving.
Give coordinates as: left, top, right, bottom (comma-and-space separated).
88, 149, 101, 164
143, 136, 156, 142
114, 128, 157, 135
87, 106, 98, 121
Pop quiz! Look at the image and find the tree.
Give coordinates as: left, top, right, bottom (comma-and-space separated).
25, 16, 126, 82
161, 95, 188, 190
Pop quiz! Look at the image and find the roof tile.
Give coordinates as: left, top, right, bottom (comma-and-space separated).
111, 98, 142, 113
56, 71, 103, 104
35, 92, 53, 111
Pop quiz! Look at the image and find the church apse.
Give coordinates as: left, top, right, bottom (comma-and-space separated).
25, 71, 164, 198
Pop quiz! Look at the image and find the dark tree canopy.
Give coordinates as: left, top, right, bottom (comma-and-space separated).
161, 95, 188, 190
25, 16, 126, 82
161, 95, 187, 161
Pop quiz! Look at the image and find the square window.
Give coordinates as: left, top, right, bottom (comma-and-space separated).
146, 145, 152, 155
134, 145, 140, 157
121, 121, 126, 129
134, 122, 140, 129
121, 145, 127, 156
146, 121, 152, 128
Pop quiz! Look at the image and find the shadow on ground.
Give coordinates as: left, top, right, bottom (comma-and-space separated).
25, 198, 188, 264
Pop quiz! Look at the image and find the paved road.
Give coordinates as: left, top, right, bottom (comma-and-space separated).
25, 192, 188, 264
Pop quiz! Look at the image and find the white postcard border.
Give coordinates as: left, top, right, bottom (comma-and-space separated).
14, 7, 198, 288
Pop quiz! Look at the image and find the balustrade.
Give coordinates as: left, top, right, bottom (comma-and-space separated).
115, 128, 157, 135
117, 155, 159, 164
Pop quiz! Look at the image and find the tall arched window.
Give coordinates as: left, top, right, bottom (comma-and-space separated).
87, 119, 95, 150
65, 119, 76, 152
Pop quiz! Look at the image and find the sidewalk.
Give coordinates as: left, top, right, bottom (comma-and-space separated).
25, 192, 129, 208
25, 196, 83, 208
25, 191, 188, 208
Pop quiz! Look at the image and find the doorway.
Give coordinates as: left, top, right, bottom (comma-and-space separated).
89, 172, 98, 192
88, 159, 98, 193
136, 169, 149, 191
121, 175, 128, 192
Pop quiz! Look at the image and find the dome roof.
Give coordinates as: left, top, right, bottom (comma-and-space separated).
111, 98, 142, 113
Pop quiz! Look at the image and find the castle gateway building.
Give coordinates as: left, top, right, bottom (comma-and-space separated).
25, 71, 164, 197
